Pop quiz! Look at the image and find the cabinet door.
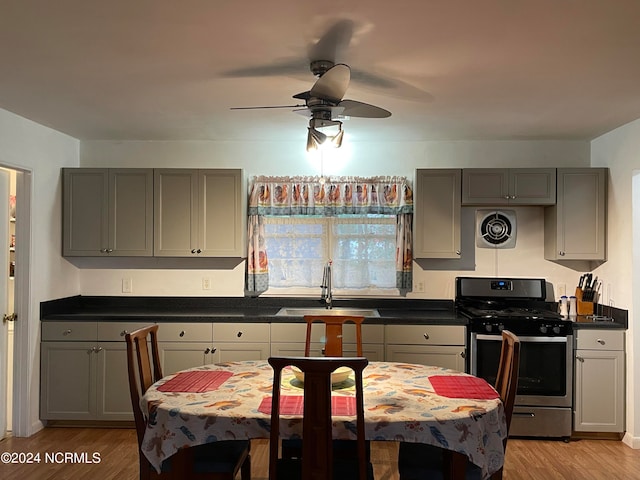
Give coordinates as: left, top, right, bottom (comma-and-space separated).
154, 169, 199, 256
385, 344, 466, 371
40, 342, 97, 420
95, 342, 134, 421
462, 169, 509, 204
544, 168, 607, 261
214, 343, 270, 362
158, 342, 214, 375
200, 169, 244, 257
509, 168, 556, 205
62, 168, 109, 256
574, 349, 624, 432
109, 169, 153, 256
414, 169, 462, 258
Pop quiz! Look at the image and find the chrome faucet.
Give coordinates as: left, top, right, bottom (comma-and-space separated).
320, 260, 333, 309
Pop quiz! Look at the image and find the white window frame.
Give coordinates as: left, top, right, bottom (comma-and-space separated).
262, 215, 400, 298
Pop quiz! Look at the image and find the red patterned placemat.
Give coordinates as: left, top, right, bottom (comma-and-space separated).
258, 395, 356, 415
429, 375, 499, 399
158, 370, 233, 393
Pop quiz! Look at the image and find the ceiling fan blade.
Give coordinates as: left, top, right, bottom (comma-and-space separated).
338, 99, 391, 118
310, 64, 350, 102
308, 19, 354, 63
230, 104, 304, 110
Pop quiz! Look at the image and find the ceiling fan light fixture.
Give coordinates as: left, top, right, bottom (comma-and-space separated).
306, 118, 343, 151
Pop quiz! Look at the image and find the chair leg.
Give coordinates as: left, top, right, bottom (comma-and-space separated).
240, 453, 251, 480
490, 467, 504, 479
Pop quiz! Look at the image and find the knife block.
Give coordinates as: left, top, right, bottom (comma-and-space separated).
575, 288, 594, 315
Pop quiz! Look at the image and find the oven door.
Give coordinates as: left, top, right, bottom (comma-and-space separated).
470, 333, 573, 408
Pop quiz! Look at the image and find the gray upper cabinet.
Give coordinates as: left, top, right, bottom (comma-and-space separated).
414, 169, 461, 259
462, 168, 556, 205
154, 169, 245, 257
63, 168, 153, 256
544, 168, 607, 262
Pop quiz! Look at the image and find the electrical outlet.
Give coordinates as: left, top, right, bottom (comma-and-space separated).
558, 283, 566, 297
415, 281, 425, 293
122, 278, 133, 293
202, 277, 211, 290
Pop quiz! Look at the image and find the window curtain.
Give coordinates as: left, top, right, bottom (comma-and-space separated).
246, 176, 414, 294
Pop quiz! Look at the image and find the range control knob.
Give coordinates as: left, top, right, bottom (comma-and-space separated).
539, 325, 548, 334
484, 323, 493, 333
552, 325, 561, 335
497, 324, 505, 332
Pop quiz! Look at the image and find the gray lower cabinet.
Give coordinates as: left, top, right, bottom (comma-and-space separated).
462, 168, 556, 205
384, 325, 466, 371
414, 169, 462, 258
545, 168, 607, 262
212, 323, 271, 362
270, 323, 385, 361
574, 329, 625, 433
41, 321, 149, 421
156, 323, 215, 375
62, 168, 154, 256
154, 169, 245, 257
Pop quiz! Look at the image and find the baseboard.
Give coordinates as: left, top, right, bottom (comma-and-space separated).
622, 432, 640, 448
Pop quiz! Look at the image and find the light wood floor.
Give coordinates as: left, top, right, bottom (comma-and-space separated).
1, 428, 639, 479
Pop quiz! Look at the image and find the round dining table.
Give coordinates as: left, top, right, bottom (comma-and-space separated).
141, 360, 507, 479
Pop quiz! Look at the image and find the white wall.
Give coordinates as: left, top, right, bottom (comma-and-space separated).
78, 139, 590, 298
0, 108, 80, 435
591, 120, 639, 446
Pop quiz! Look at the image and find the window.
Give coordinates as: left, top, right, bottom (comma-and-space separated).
263, 215, 397, 295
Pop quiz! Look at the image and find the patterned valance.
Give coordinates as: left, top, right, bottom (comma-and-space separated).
248, 176, 413, 216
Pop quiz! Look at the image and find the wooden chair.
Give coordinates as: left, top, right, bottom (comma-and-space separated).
125, 324, 251, 480
304, 314, 365, 357
397, 330, 521, 480
268, 356, 374, 480
282, 314, 368, 460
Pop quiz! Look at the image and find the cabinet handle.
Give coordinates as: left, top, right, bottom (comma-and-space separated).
423, 333, 430, 340
204, 348, 211, 354
576, 356, 584, 362
179, 331, 185, 337
197, 249, 202, 254
190, 248, 203, 254
597, 339, 605, 345
237, 331, 243, 338
211, 347, 217, 354
120, 330, 129, 337
106, 248, 113, 253
95, 346, 103, 353
63, 329, 72, 336
510, 195, 516, 200
100, 248, 107, 253
559, 251, 565, 256
455, 250, 461, 256
503, 195, 510, 200
191, 249, 197, 254
460, 351, 466, 358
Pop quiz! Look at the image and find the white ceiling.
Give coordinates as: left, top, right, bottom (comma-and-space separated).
2, 0, 640, 146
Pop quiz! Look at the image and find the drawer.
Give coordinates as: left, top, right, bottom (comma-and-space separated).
97, 322, 154, 342
270, 323, 384, 344
214, 323, 270, 343
576, 329, 624, 350
155, 323, 213, 342
385, 325, 466, 345
41, 321, 97, 341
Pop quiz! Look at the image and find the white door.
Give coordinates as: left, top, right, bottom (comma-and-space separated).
0, 170, 9, 439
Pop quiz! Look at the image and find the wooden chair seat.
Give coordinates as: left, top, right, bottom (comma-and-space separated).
397, 330, 521, 480
125, 324, 251, 480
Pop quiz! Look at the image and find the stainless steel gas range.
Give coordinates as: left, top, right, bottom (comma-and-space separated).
457, 277, 573, 440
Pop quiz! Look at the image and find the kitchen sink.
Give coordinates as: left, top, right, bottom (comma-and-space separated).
275, 307, 380, 317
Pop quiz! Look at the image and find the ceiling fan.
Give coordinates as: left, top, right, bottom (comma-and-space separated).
229, 20, 392, 150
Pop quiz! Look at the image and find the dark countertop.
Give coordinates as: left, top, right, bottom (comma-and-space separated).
40, 295, 627, 329
39, 295, 467, 325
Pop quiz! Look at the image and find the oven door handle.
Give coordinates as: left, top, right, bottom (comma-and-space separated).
475, 334, 568, 343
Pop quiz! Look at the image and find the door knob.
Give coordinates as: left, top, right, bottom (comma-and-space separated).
3, 313, 17, 323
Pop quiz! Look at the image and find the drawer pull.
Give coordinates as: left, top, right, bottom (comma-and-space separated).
423, 333, 430, 340
237, 331, 243, 338
120, 330, 129, 337
179, 331, 185, 337
597, 339, 606, 345
63, 329, 72, 336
